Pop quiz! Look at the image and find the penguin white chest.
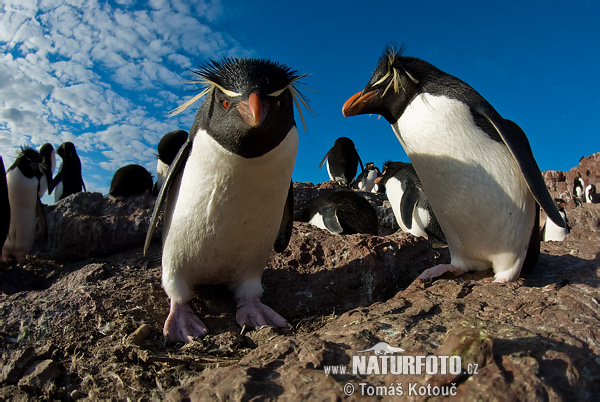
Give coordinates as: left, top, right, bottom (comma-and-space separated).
385, 177, 429, 237
393, 93, 535, 270
3, 169, 38, 258
162, 127, 298, 293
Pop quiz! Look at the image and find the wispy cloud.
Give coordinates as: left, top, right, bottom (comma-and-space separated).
0, 0, 247, 195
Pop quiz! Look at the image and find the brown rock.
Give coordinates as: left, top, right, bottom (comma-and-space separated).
1, 347, 37, 384
18, 359, 61, 393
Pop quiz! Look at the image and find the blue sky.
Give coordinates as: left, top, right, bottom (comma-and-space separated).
1, 0, 598, 203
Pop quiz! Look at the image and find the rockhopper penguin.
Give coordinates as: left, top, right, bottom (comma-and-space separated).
144, 57, 311, 343
319, 137, 363, 187
49, 141, 86, 202
342, 46, 565, 283
352, 162, 380, 193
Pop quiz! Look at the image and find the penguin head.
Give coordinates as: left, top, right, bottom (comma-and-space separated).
342, 45, 430, 124
157, 130, 188, 165
57, 142, 77, 159
12, 147, 43, 179
375, 160, 413, 186
170, 58, 311, 158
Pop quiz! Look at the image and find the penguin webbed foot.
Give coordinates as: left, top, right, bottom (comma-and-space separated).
416, 264, 465, 281
163, 300, 208, 344
236, 296, 289, 329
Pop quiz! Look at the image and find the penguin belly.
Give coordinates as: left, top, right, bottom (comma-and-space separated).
543, 211, 567, 241
156, 159, 169, 191
385, 177, 428, 238
2, 169, 38, 260
393, 93, 536, 280
161, 128, 298, 302
38, 176, 48, 198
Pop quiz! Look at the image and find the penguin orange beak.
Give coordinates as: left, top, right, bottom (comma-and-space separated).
342, 90, 376, 117
238, 92, 270, 127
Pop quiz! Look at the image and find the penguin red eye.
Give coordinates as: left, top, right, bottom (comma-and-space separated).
221, 100, 230, 109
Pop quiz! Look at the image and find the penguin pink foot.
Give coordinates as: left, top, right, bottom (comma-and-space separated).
163, 300, 208, 343
417, 264, 465, 280
236, 296, 289, 329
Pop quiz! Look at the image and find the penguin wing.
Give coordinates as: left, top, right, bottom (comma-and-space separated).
357, 153, 364, 172
322, 206, 344, 234
482, 112, 566, 228
36, 196, 48, 242
274, 181, 294, 253
318, 149, 331, 170
400, 186, 419, 230
48, 171, 63, 194
144, 139, 193, 255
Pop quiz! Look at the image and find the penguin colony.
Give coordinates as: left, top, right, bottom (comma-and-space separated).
2, 48, 595, 344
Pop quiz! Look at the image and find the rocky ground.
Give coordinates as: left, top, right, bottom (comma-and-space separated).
1, 154, 598, 400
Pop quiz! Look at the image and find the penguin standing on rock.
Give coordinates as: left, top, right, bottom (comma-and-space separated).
352, 162, 380, 193
342, 46, 565, 283
155, 130, 189, 194
584, 184, 599, 203
541, 198, 569, 241
319, 137, 363, 187
49, 142, 86, 202
2, 148, 47, 263
294, 190, 379, 235
375, 161, 446, 244
109, 164, 154, 200
0, 157, 10, 252
144, 57, 311, 343
38, 143, 56, 198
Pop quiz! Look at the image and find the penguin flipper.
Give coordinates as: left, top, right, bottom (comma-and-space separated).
144, 139, 193, 256
318, 149, 330, 170
274, 182, 294, 253
48, 171, 63, 194
400, 186, 419, 230
36, 196, 48, 242
322, 206, 344, 234
482, 112, 566, 228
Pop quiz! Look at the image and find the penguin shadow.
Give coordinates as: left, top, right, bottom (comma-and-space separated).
491, 335, 600, 395
522, 250, 599, 288
0, 257, 64, 294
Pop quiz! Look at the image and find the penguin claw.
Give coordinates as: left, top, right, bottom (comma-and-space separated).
236, 297, 288, 329
163, 301, 208, 344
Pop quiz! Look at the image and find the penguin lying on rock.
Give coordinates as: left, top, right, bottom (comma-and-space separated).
319, 137, 363, 187
342, 45, 565, 283
295, 190, 379, 235
109, 164, 154, 200
375, 161, 446, 244
145, 57, 311, 343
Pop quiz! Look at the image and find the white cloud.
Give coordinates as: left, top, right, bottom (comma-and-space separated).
0, 0, 246, 194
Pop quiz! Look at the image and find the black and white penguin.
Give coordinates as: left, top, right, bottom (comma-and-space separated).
37, 143, 56, 198
109, 164, 154, 201
319, 137, 364, 187
0, 157, 10, 253
573, 177, 585, 206
2, 148, 47, 263
584, 183, 600, 203
342, 46, 565, 283
375, 161, 446, 244
49, 141, 86, 202
144, 57, 311, 343
294, 190, 379, 235
351, 162, 380, 193
541, 198, 569, 241
155, 130, 189, 194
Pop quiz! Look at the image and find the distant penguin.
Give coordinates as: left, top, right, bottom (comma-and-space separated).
49, 141, 86, 202
37, 143, 56, 198
342, 46, 565, 283
109, 164, 154, 201
573, 177, 585, 206
144, 57, 310, 343
319, 137, 363, 187
541, 198, 569, 241
0, 157, 10, 251
2, 148, 47, 263
375, 161, 446, 244
155, 130, 188, 194
295, 190, 379, 235
352, 162, 380, 193
584, 184, 600, 203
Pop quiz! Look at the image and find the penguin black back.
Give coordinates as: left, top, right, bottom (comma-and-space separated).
158, 130, 188, 165
319, 137, 364, 187
50, 141, 85, 200
295, 190, 378, 235
109, 164, 154, 200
